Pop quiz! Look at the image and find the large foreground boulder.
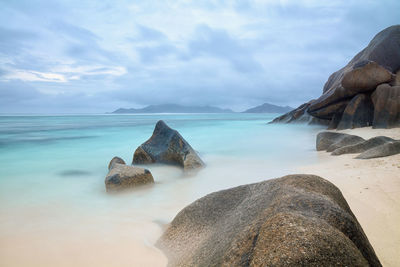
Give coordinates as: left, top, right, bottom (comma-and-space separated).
158, 175, 381, 267
105, 159, 154, 192
272, 25, 400, 129
132, 120, 204, 170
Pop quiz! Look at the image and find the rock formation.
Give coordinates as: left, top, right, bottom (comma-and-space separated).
108, 156, 126, 170
316, 131, 400, 159
105, 158, 154, 192
272, 25, 400, 129
356, 140, 400, 159
332, 136, 395, 155
132, 120, 204, 170
316, 132, 365, 151
158, 174, 381, 267
372, 84, 400, 128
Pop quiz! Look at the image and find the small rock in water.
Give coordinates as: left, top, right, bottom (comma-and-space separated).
105, 159, 154, 192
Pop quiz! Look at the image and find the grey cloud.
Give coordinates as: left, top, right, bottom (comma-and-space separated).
137, 44, 178, 63
135, 24, 167, 41
188, 25, 263, 73
0, 81, 41, 103
50, 21, 100, 42
1, 1, 400, 113
0, 26, 38, 55
50, 21, 117, 63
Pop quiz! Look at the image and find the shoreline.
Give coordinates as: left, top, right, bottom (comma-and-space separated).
298, 127, 400, 267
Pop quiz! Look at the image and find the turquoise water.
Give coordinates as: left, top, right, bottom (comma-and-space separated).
0, 113, 324, 266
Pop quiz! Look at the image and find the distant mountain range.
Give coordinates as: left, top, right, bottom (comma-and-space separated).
111, 103, 293, 114
112, 104, 234, 114
242, 103, 293, 113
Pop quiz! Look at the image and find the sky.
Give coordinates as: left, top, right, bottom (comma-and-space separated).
0, 0, 399, 113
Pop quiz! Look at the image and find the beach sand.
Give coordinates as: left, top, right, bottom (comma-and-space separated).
298, 127, 400, 267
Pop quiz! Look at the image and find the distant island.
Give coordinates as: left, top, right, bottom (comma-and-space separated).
242, 103, 293, 113
111, 104, 234, 114
111, 103, 293, 114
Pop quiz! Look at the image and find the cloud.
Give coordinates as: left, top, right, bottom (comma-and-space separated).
188, 24, 263, 73
0, 0, 399, 113
1, 70, 67, 83
135, 24, 167, 41
0, 26, 38, 56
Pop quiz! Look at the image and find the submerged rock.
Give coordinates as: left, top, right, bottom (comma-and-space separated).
108, 156, 126, 170
132, 120, 204, 170
356, 141, 400, 159
158, 174, 381, 267
105, 163, 154, 192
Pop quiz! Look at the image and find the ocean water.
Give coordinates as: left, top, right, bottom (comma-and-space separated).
0, 113, 324, 266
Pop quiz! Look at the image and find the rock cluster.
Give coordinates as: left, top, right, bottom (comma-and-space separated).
104, 121, 204, 192
272, 25, 400, 129
316, 131, 400, 159
105, 157, 154, 192
132, 120, 204, 171
158, 174, 381, 267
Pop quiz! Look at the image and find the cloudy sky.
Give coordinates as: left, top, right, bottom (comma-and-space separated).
0, 0, 399, 113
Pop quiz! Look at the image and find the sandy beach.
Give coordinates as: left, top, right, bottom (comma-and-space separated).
299, 127, 400, 267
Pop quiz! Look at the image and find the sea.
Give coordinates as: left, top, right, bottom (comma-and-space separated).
0, 113, 324, 266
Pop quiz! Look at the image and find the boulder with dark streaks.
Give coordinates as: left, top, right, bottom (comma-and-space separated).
132, 120, 204, 170
372, 84, 400, 128
332, 136, 395, 156
158, 175, 381, 267
337, 94, 374, 130
316, 131, 365, 151
356, 140, 400, 159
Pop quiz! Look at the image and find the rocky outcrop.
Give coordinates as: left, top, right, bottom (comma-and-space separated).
270, 100, 330, 125
132, 120, 204, 170
108, 156, 126, 170
372, 84, 400, 128
272, 25, 400, 129
158, 174, 381, 267
317, 131, 400, 159
105, 159, 154, 192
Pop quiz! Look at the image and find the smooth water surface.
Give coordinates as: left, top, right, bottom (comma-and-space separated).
0, 113, 323, 266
